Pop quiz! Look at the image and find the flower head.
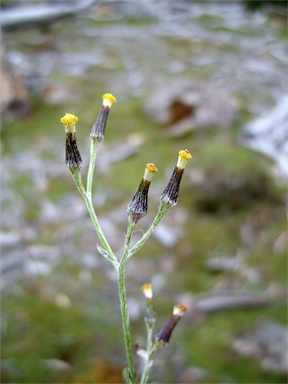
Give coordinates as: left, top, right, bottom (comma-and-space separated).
102, 93, 117, 108
160, 149, 191, 209
90, 93, 117, 142
127, 163, 158, 224
60, 113, 78, 133
60, 113, 82, 169
177, 150, 192, 169
144, 163, 158, 182
173, 304, 187, 317
156, 303, 187, 345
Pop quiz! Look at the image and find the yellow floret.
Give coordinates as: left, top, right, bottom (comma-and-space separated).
141, 284, 153, 299
146, 163, 158, 173
173, 304, 187, 317
177, 149, 192, 169
60, 113, 78, 132
144, 163, 158, 182
102, 93, 117, 108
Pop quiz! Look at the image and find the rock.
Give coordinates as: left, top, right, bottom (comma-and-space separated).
233, 319, 288, 373
241, 94, 288, 179
144, 81, 239, 137
1, 0, 97, 28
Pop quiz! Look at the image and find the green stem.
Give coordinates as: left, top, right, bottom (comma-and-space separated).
118, 262, 137, 383
69, 167, 86, 196
128, 206, 169, 258
140, 340, 162, 384
117, 220, 137, 382
87, 138, 99, 198
121, 220, 136, 264
84, 195, 118, 267
70, 167, 118, 267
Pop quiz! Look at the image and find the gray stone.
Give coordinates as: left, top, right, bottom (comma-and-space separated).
233, 319, 288, 373
144, 81, 239, 137
241, 94, 288, 179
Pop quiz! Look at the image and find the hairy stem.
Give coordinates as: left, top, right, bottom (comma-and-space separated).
128, 206, 170, 258
118, 262, 137, 383
140, 340, 162, 384
84, 195, 118, 266
117, 221, 137, 382
70, 168, 118, 267
87, 138, 99, 198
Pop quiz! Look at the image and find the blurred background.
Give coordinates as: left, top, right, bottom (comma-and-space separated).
1, 0, 287, 383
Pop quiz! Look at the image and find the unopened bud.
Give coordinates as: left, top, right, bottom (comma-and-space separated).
160, 150, 191, 209
156, 304, 187, 345
90, 93, 117, 142
142, 283, 156, 327
141, 283, 153, 300
61, 113, 82, 169
127, 163, 158, 224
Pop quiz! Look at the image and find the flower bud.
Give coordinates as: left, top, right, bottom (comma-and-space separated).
156, 304, 187, 345
160, 149, 191, 209
127, 163, 158, 224
141, 283, 153, 300
141, 283, 156, 328
90, 93, 117, 142
60, 113, 82, 169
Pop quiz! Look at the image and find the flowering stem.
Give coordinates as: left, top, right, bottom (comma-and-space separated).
118, 220, 137, 383
87, 138, 100, 198
121, 220, 136, 264
70, 169, 118, 267
140, 325, 155, 384
84, 195, 118, 267
118, 262, 137, 383
128, 206, 170, 258
69, 168, 86, 196
140, 341, 162, 384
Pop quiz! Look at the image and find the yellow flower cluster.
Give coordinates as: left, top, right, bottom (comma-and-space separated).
177, 149, 192, 169
60, 113, 78, 132
102, 93, 117, 108
144, 163, 158, 182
